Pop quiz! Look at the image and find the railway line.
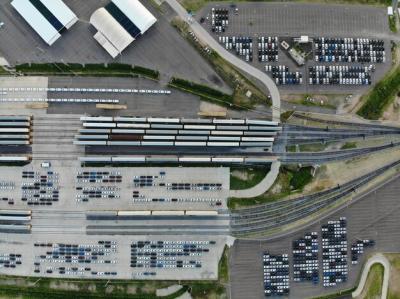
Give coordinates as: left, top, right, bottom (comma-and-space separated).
231, 159, 400, 236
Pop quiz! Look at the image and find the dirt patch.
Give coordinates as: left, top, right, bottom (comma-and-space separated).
385, 254, 400, 297
231, 169, 252, 181
127, 285, 137, 294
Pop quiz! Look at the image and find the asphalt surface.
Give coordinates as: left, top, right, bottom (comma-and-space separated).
0, 0, 230, 92
229, 174, 400, 299
164, 0, 281, 122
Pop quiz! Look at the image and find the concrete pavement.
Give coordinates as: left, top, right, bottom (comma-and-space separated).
164, 0, 281, 122
352, 253, 390, 299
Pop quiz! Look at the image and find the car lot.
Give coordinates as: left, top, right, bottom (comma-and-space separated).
0, 162, 230, 211
229, 174, 400, 299
198, 2, 392, 94
0, 0, 230, 93
0, 234, 227, 280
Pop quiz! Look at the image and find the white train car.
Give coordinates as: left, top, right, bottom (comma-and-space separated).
212, 157, 244, 163
117, 211, 151, 216
185, 210, 218, 216
148, 118, 180, 123
176, 135, 208, 141
174, 142, 207, 146
0, 122, 30, 127
0, 210, 31, 216
114, 117, 147, 122
143, 135, 175, 140
112, 129, 145, 134
211, 131, 243, 136
111, 156, 146, 162
213, 119, 245, 124
207, 142, 240, 147
181, 118, 212, 124
141, 141, 174, 146
79, 156, 112, 162
241, 137, 275, 142
73, 140, 107, 145
184, 124, 215, 130
80, 116, 113, 122
179, 157, 211, 162
107, 141, 141, 146
0, 128, 30, 133
117, 123, 150, 128
0, 156, 30, 162
82, 122, 116, 128
208, 136, 241, 141
79, 129, 111, 134
75, 135, 109, 140
151, 124, 183, 129
151, 210, 185, 216
246, 119, 279, 126
0, 215, 31, 221
179, 130, 210, 135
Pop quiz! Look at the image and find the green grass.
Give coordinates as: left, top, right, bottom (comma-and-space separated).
0, 65, 9, 74
230, 166, 270, 190
357, 66, 400, 119
280, 111, 294, 122
389, 15, 398, 33
341, 142, 357, 149
15, 63, 159, 80
218, 245, 229, 283
364, 264, 384, 299
287, 143, 328, 152
228, 166, 314, 209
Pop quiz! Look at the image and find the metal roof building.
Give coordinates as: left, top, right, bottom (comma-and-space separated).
90, 0, 157, 58
11, 0, 78, 46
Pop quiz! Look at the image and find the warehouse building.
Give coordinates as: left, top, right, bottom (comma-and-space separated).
90, 0, 157, 58
11, 0, 78, 46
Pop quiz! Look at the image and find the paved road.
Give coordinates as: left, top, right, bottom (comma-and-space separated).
351, 253, 390, 299
164, 0, 281, 122
229, 161, 281, 198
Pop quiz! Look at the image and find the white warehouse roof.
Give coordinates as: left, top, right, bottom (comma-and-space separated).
11, 0, 78, 46
90, 0, 157, 58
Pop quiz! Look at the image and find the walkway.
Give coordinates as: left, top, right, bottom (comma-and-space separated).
229, 161, 281, 198
352, 253, 390, 299
164, 0, 281, 122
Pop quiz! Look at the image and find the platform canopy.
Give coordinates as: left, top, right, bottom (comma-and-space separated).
90, 0, 157, 58
11, 0, 78, 46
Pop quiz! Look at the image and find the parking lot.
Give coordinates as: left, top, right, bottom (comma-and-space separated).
0, 234, 227, 280
198, 2, 392, 94
229, 174, 400, 299
0, 162, 230, 211
0, 0, 230, 92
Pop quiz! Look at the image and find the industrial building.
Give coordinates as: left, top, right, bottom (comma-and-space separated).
90, 0, 157, 58
11, 0, 78, 46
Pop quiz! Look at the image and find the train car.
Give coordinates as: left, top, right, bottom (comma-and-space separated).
151, 210, 185, 216
146, 156, 179, 162
75, 135, 109, 140
107, 141, 141, 146
246, 119, 279, 126
141, 141, 174, 146
212, 157, 244, 163
179, 130, 210, 135
179, 157, 211, 162
0, 122, 30, 127
241, 137, 274, 142
142, 135, 175, 140
243, 131, 278, 136
185, 210, 218, 216
0, 116, 31, 121
248, 126, 282, 131
111, 156, 146, 162
0, 156, 30, 162
79, 129, 111, 134
147, 118, 180, 123
174, 141, 207, 146
175, 135, 208, 141
80, 116, 113, 122
244, 157, 275, 163
0, 210, 31, 216
82, 122, 116, 128
117, 211, 151, 216
73, 140, 107, 145
79, 156, 112, 162
0, 141, 30, 145
216, 125, 248, 130
150, 124, 183, 129
117, 123, 150, 128
208, 136, 241, 141
0, 224, 31, 232
0, 135, 30, 139
0, 215, 31, 221
239, 142, 273, 147
0, 128, 30, 133
109, 134, 143, 141
211, 130, 243, 136
184, 124, 215, 130
111, 129, 145, 134
114, 117, 147, 122
146, 129, 178, 135
213, 119, 245, 124
181, 118, 212, 124
207, 142, 240, 147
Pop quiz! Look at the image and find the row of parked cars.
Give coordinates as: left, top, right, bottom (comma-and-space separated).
211, 8, 229, 33
322, 217, 348, 287
309, 65, 372, 85
263, 252, 290, 296
351, 239, 375, 265
21, 170, 59, 206
293, 232, 319, 284
258, 36, 279, 62
315, 37, 385, 63
218, 36, 253, 62
265, 65, 303, 85
76, 171, 122, 184
0, 253, 22, 269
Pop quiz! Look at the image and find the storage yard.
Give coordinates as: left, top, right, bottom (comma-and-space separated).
0, 0, 399, 297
